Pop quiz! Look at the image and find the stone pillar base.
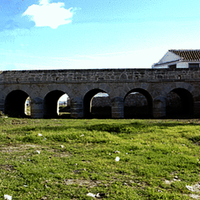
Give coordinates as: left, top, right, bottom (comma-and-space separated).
111, 97, 124, 118
31, 97, 44, 118
71, 98, 83, 118
194, 101, 200, 117
0, 99, 5, 114
153, 96, 166, 118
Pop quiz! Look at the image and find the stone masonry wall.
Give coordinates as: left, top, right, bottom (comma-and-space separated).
1, 68, 200, 84
92, 93, 181, 108
92, 93, 147, 107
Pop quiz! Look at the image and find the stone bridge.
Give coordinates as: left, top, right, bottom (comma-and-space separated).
0, 68, 200, 119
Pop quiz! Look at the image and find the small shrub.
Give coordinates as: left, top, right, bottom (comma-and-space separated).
189, 135, 200, 143
87, 124, 136, 133
22, 135, 42, 143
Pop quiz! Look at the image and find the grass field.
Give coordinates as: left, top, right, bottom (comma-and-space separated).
1, 117, 200, 199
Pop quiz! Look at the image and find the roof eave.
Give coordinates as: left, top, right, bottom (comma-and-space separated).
154, 59, 181, 67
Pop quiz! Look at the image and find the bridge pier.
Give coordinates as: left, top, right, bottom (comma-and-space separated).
194, 102, 200, 117
153, 97, 166, 118
31, 97, 44, 118
0, 98, 4, 114
111, 97, 124, 118
70, 98, 84, 118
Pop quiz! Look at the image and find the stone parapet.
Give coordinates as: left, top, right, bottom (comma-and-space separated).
1, 68, 200, 84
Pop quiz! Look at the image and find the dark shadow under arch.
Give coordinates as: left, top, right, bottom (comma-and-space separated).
166, 88, 194, 118
124, 88, 153, 118
44, 90, 70, 118
5, 90, 29, 117
83, 89, 111, 118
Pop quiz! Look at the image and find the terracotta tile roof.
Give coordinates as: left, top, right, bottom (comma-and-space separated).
169, 49, 200, 61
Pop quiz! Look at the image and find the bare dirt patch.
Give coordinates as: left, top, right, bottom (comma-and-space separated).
0, 164, 15, 171
64, 179, 102, 188
0, 144, 41, 153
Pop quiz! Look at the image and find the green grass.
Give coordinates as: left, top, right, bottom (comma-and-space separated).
1, 118, 200, 199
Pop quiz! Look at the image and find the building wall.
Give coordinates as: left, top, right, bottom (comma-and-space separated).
177, 62, 188, 68
152, 64, 168, 69
157, 52, 180, 65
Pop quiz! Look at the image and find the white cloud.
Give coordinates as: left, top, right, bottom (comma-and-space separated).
22, 0, 74, 29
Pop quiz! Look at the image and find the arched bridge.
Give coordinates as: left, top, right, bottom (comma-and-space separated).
0, 68, 200, 119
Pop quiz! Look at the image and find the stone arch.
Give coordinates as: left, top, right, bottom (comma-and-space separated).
4, 90, 30, 117
166, 88, 194, 117
83, 88, 111, 118
162, 83, 194, 98
3, 84, 33, 99
124, 88, 153, 118
44, 90, 70, 118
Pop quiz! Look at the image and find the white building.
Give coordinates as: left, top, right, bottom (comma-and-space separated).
152, 49, 200, 69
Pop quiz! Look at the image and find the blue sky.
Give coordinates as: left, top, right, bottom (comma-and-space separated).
1, 0, 200, 70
